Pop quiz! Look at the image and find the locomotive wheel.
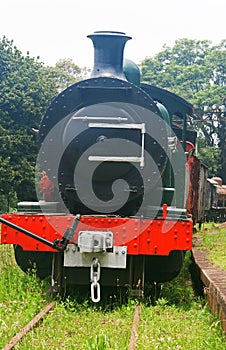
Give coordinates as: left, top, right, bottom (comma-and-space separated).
144, 250, 185, 283
189, 255, 204, 297
13, 245, 53, 279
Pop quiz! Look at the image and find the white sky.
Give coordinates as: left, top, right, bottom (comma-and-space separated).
1, 0, 225, 68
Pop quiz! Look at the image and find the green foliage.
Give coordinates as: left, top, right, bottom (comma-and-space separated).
0, 37, 57, 129
141, 39, 226, 100
141, 38, 226, 178
192, 85, 226, 113
197, 139, 221, 177
0, 126, 38, 209
46, 58, 90, 92
141, 39, 212, 98
0, 36, 58, 210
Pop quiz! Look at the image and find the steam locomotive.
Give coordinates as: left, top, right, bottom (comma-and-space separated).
1, 31, 195, 302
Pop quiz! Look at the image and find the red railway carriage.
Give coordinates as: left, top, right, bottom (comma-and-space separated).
187, 155, 208, 227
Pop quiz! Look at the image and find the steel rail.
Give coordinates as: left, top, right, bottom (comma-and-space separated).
128, 305, 142, 350
3, 302, 54, 350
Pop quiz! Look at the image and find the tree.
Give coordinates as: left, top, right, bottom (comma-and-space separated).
46, 58, 90, 92
0, 37, 89, 211
196, 138, 221, 177
0, 36, 58, 211
141, 39, 226, 181
0, 37, 57, 130
141, 39, 211, 98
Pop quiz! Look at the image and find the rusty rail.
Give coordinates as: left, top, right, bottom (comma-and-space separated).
128, 305, 142, 350
3, 302, 54, 350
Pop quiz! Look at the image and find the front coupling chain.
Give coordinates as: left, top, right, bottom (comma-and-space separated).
90, 258, 101, 302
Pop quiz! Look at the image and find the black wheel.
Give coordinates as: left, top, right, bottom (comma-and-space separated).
189, 256, 204, 297
14, 245, 53, 279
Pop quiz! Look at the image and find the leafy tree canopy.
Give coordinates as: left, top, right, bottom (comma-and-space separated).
46, 58, 90, 92
141, 39, 226, 102
0, 36, 57, 210
141, 38, 226, 181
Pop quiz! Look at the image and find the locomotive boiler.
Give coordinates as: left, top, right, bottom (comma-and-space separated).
1, 31, 194, 302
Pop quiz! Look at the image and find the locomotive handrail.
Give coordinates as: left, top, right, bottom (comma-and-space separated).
77, 85, 133, 90
88, 122, 145, 168
72, 117, 128, 121
0, 215, 80, 251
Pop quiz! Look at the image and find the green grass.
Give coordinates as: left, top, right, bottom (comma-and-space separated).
17, 300, 134, 349
0, 245, 225, 349
0, 245, 50, 348
195, 224, 226, 270
136, 253, 226, 349
138, 301, 225, 349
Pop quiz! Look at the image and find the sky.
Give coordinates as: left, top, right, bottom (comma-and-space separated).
1, 0, 226, 69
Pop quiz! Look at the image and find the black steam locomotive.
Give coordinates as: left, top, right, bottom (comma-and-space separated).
1, 32, 195, 301
38, 31, 192, 216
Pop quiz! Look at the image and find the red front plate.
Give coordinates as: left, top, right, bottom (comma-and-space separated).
1, 213, 192, 256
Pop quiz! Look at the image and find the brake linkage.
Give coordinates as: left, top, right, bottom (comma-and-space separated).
53, 214, 80, 251
0, 214, 80, 252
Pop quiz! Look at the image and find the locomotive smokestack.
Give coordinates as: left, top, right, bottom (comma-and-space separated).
87, 31, 131, 80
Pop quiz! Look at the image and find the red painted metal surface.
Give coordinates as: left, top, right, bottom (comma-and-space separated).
1, 213, 193, 256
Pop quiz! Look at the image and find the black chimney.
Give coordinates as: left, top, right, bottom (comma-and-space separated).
87, 31, 131, 80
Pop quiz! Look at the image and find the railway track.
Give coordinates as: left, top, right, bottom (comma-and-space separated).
2, 293, 225, 348
2, 302, 142, 349
2, 303, 54, 350
128, 305, 142, 350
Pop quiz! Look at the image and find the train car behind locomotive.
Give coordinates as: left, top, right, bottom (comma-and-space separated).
1, 31, 195, 302
205, 177, 226, 222
187, 155, 208, 228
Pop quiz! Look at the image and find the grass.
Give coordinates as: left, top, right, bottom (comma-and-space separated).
17, 300, 134, 349
0, 245, 50, 348
0, 243, 225, 349
136, 252, 226, 349
195, 223, 226, 270
138, 301, 225, 349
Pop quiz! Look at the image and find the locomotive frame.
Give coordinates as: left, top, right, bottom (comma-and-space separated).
1, 208, 192, 301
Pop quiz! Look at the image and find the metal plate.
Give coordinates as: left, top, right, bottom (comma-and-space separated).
64, 244, 127, 268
